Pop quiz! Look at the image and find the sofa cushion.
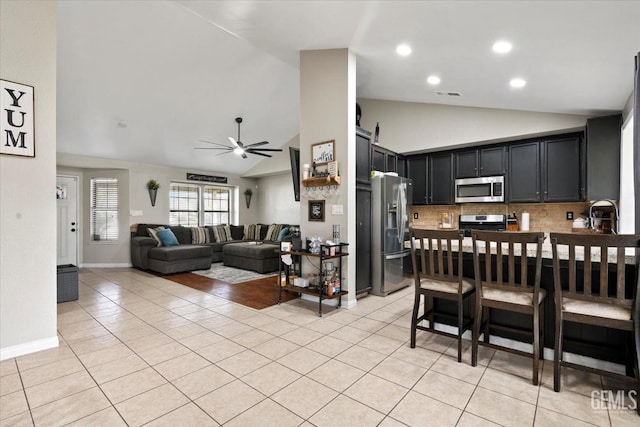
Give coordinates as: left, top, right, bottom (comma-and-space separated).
211, 225, 232, 242
169, 226, 192, 244
264, 224, 284, 241
229, 224, 244, 241
135, 223, 166, 238
191, 227, 211, 244
259, 224, 268, 241
276, 227, 289, 242
243, 224, 262, 241
147, 226, 165, 247
148, 245, 212, 262
157, 228, 180, 246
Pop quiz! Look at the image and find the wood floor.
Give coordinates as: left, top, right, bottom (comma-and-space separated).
166, 272, 298, 310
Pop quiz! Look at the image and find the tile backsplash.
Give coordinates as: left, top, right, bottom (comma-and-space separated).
409, 202, 591, 233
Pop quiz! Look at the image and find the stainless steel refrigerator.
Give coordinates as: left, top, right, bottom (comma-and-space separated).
370, 175, 412, 296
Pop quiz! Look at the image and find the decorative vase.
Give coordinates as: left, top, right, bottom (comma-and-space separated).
148, 188, 157, 207
245, 193, 252, 209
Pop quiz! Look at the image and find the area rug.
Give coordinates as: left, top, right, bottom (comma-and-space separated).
164, 264, 297, 310
192, 264, 277, 284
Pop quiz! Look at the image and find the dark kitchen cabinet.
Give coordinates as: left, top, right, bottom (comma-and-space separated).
372, 145, 398, 173
544, 137, 582, 202
429, 152, 454, 205
372, 147, 386, 172
407, 156, 428, 205
508, 142, 541, 202
455, 146, 506, 178
356, 187, 372, 293
586, 114, 621, 200
508, 136, 582, 203
396, 156, 406, 178
356, 128, 372, 186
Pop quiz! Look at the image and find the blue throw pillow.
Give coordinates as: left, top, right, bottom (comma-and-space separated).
156, 228, 180, 246
276, 227, 289, 242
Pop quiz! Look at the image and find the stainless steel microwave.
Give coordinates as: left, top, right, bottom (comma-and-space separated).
455, 176, 505, 203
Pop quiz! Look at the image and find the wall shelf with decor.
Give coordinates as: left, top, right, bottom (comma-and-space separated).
277, 243, 348, 317
302, 176, 341, 187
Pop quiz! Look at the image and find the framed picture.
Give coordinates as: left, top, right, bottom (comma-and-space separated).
308, 200, 325, 222
311, 140, 335, 165
0, 79, 35, 157
280, 241, 292, 252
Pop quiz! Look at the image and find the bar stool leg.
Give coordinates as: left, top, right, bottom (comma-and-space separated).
472, 298, 482, 367
457, 294, 463, 363
483, 306, 490, 344
410, 292, 420, 348
533, 305, 540, 386
554, 314, 563, 392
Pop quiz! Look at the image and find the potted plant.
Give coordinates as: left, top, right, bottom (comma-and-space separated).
146, 179, 160, 207
244, 188, 253, 209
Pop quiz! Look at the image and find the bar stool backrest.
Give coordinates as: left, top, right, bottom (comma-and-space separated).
410, 228, 465, 290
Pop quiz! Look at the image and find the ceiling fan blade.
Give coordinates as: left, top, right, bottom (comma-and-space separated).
241, 152, 248, 159
198, 139, 232, 148
228, 136, 240, 148
194, 147, 232, 150
246, 150, 272, 158
248, 148, 283, 152
244, 141, 269, 148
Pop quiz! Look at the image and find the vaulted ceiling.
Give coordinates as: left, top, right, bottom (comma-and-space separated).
56, 1, 640, 175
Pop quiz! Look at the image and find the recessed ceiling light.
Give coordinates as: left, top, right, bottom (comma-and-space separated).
427, 75, 441, 85
396, 44, 412, 56
510, 78, 526, 88
492, 40, 512, 54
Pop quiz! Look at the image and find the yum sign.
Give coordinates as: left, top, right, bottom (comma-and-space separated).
1, 79, 35, 158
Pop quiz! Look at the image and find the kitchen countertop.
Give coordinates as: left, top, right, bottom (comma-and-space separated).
407, 236, 637, 265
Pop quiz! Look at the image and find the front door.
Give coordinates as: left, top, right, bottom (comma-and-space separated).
56, 175, 78, 266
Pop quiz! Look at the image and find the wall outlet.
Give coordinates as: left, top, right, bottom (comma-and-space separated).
566, 211, 573, 220
413, 212, 419, 219
130, 210, 143, 217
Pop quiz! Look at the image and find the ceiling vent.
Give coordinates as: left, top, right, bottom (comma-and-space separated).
436, 91, 462, 97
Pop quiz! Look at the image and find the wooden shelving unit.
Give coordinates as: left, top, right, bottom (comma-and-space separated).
301, 176, 341, 187
277, 243, 349, 317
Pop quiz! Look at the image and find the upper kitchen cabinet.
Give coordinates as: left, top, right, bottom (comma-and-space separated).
586, 114, 621, 200
407, 155, 428, 205
455, 146, 506, 178
429, 152, 454, 205
508, 141, 541, 202
372, 145, 399, 173
396, 156, 406, 178
356, 127, 372, 186
508, 135, 583, 203
543, 136, 583, 202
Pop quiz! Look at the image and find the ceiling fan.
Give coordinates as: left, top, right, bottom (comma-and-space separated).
195, 117, 282, 159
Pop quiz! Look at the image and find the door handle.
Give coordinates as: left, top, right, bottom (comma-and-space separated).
71, 228, 76, 232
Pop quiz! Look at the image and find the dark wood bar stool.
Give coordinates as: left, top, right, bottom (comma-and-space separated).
471, 230, 546, 385
550, 233, 640, 414
409, 228, 475, 362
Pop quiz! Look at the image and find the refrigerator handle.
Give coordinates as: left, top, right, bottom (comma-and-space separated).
398, 183, 406, 245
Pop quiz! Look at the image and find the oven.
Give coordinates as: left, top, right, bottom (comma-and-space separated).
458, 214, 507, 237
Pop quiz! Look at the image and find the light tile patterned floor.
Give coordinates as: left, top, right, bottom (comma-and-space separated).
1, 267, 637, 426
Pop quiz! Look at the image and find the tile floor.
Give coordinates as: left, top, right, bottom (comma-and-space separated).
1, 267, 638, 426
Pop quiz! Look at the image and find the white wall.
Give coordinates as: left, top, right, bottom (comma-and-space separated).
57, 153, 259, 266
357, 98, 591, 154
1, 1, 58, 360
300, 49, 356, 307
256, 173, 300, 225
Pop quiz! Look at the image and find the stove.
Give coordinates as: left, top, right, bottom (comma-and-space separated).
458, 214, 507, 237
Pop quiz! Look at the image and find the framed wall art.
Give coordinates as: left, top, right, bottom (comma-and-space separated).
311, 140, 335, 165
0, 79, 35, 157
308, 200, 325, 222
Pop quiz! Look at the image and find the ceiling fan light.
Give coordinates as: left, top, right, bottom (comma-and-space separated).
234, 147, 245, 156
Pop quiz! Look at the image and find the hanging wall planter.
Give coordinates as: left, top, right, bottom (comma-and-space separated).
244, 188, 253, 209
146, 179, 160, 207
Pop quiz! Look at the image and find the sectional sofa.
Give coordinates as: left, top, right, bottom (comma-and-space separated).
130, 223, 291, 275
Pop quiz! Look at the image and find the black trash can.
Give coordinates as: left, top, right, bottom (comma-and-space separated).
57, 264, 78, 303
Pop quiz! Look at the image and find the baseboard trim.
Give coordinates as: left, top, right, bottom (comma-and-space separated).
80, 263, 132, 268
0, 336, 59, 361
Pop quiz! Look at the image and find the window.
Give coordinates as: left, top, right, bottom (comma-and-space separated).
90, 178, 118, 241
203, 187, 230, 225
169, 183, 230, 226
169, 183, 199, 226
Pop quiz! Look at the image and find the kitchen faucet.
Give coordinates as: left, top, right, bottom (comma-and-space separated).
588, 199, 619, 234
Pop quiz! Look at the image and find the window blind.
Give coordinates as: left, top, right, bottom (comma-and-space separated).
169, 183, 199, 226
203, 186, 230, 225
90, 178, 118, 241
